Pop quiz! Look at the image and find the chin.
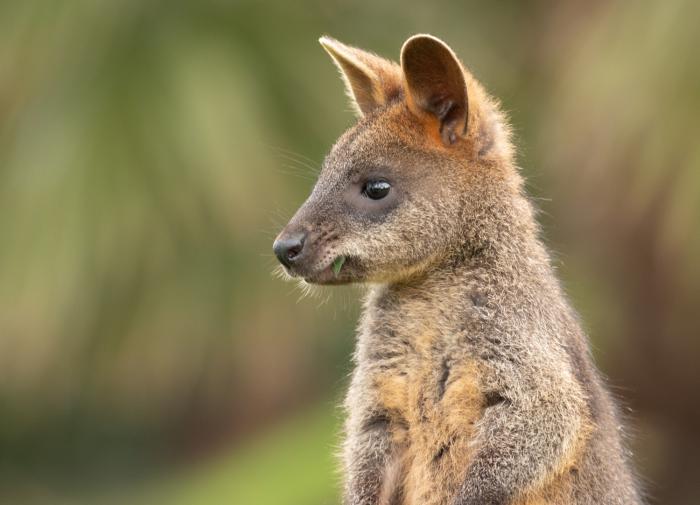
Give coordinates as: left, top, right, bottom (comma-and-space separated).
305, 275, 353, 286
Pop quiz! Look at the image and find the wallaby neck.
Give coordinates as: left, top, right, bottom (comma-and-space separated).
361, 191, 566, 343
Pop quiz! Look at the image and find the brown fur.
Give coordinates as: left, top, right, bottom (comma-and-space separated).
274, 34, 642, 505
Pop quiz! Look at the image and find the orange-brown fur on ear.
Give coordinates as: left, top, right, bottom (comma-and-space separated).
319, 36, 403, 116
320, 34, 513, 161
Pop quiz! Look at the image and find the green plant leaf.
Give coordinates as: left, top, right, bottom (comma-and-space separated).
332, 256, 345, 277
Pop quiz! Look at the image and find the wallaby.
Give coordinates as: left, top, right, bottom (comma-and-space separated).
273, 34, 642, 505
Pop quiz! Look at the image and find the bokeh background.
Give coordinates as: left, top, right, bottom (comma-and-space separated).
1, 1, 699, 504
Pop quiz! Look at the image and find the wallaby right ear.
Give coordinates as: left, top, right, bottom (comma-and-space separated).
319, 36, 402, 117
401, 34, 468, 146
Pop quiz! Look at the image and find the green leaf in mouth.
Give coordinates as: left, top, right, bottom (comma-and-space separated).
332, 256, 346, 277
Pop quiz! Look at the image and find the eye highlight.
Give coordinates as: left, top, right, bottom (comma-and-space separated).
362, 180, 391, 200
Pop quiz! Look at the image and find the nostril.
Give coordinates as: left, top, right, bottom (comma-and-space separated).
273, 233, 306, 267
286, 242, 303, 260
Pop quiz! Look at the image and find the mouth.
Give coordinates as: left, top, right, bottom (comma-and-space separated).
305, 255, 350, 285
289, 254, 356, 285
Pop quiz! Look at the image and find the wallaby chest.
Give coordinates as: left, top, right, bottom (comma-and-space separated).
353, 283, 491, 504
359, 282, 488, 450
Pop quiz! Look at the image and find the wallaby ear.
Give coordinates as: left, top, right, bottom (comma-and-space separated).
319, 36, 402, 116
401, 34, 468, 145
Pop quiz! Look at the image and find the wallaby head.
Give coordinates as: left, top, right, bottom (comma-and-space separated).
274, 34, 516, 285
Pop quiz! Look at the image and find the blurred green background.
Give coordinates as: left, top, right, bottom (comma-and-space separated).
1, 1, 699, 504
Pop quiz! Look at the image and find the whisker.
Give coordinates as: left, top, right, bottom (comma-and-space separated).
275, 154, 319, 174
275, 163, 317, 181
267, 145, 320, 167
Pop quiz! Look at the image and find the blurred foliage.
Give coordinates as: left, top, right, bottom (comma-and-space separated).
0, 0, 698, 504
160, 404, 339, 505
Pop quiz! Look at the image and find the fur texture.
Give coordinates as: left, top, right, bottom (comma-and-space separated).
274, 34, 642, 505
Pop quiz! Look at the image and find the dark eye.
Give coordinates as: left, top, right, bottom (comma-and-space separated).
362, 180, 391, 200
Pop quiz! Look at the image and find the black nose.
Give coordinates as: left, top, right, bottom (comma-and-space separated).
273, 232, 306, 268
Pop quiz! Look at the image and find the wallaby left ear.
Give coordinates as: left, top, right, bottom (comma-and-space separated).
401, 34, 468, 145
320, 36, 402, 117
